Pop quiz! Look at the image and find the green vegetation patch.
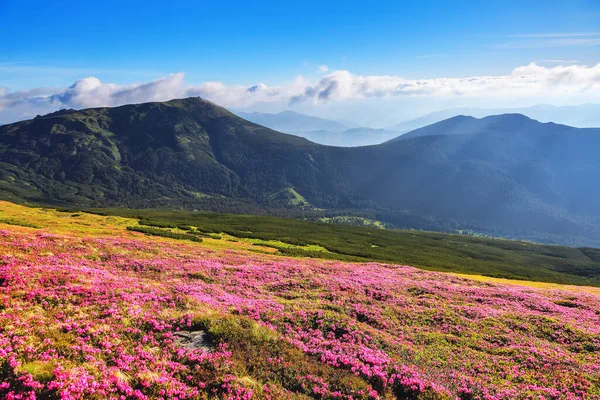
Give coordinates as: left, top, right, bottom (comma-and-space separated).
89, 208, 600, 287
0, 218, 42, 229
126, 226, 203, 243
269, 187, 311, 207
18, 361, 55, 383
241, 237, 330, 253
320, 215, 386, 229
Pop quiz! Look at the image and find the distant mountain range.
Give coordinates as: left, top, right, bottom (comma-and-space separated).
2, 97, 600, 246
234, 104, 600, 147
388, 113, 570, 141
232, 110, 402, 146
287, 127, 403, 147
389, 103, 600, 132
233, 110, 347, 132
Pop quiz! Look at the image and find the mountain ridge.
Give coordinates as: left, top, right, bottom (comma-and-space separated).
2, 97, 600, 246
388, 103, 600, 133
389, 113, 575, 141
232, 109, 405, 146
233, 109, 348, 132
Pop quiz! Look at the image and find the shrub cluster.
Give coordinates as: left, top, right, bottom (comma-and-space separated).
126, 226, 203, 242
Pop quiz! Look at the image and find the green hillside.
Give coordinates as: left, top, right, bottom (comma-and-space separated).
87, 207, 600, 287
2, 98, 600, 246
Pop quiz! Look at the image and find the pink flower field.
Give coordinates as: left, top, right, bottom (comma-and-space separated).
1, 213, 599, 399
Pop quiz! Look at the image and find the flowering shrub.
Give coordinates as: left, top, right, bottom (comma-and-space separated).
0, 222, 599, 399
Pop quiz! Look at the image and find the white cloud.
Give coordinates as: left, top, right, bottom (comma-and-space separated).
293, 63, 600, 102
318, 64, 329, 73
0, 87, 59, 112
52, 73, 189, 108
1, 63, 600, 124
52, 73, 312, 109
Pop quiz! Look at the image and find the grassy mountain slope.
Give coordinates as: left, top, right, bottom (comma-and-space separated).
0, 98, 344, 208
2, 97, 600, 246
86, 206, 600, 287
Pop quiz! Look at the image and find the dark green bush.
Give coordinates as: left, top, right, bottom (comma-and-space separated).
0, 218, 41, 229
127, 226, 202, 242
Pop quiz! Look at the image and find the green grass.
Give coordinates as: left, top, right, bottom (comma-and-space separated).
18, 361, 55, 383
0, 217, 42, 229
126, 226, 203, 242
89, 208, 600, 287
319, 216, 386, 229
269, 187, 310, 207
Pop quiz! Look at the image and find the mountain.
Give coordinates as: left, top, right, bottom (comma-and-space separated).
388, 103, 600, 133
0, 98, 329, 209
506, 104, 600, 127
2, 97, 600, 246
233, 110, 347, 132
388, 108, 483, 132
233, 110, 401, 146
388, 113, 560, 141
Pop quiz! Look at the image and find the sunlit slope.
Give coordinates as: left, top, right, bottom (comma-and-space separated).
0, 202, 599, 398
88, 207, 600, 287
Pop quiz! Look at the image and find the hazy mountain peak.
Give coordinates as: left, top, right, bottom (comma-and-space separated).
481, 113, 534, 123
389, 103, 600, 134
277, 110, 304, 116
390, 113, 565, 142
232, 109, 347, 133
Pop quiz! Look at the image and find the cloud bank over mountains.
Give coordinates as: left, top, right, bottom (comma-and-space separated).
295, 63, 600, 102
1, 62, 599, 124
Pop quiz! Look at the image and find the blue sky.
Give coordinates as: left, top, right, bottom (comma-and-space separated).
1, 0, 600, 125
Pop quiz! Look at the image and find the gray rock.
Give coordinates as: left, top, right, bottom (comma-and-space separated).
173, 330, 214, 351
